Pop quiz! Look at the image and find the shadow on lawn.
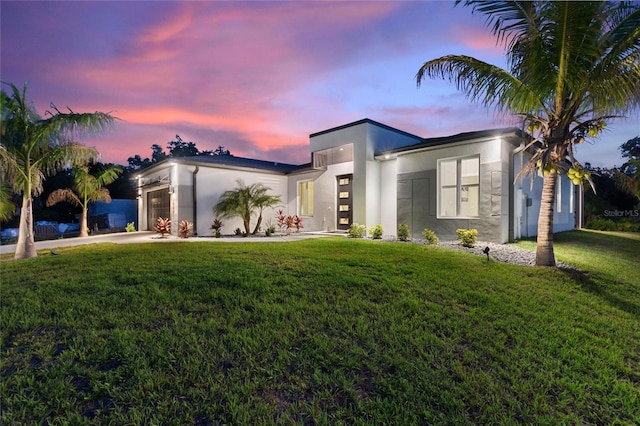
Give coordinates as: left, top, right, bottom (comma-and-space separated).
560, 267, 639, 319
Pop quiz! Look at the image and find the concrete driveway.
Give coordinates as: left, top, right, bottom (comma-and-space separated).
0, 231, 333, 256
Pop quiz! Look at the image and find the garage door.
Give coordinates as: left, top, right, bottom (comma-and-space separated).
147, 189, 170, 230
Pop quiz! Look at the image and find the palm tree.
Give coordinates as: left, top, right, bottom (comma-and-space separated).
46, 164, 122, 237
417, 1, 640, 266
0, 82, 115, 259
213, 180, 281, 236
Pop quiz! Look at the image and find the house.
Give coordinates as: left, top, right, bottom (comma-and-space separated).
135, 118, 581, 242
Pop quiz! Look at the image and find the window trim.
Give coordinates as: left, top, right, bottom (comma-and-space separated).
437, 155, 480, 219
297, 180, 314, 217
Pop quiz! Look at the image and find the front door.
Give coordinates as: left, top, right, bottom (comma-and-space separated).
147, 188, 170, 230
336, 174, 353, 230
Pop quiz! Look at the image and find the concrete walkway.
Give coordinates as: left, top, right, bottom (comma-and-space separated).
0, 231, 335, 256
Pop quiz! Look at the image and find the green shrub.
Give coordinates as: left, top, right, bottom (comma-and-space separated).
234, 227, 243, 236
422, 228, 439, 245
585, 217, 640, 232
456, 228, 478, 247
125, 222, 136, 232
347, 223, 367, 238
265, 221, 277, 237
397, 223, 410, 242
369, 224, 383, 240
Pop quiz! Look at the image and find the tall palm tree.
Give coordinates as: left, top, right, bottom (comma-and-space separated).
213, 180, 281, 236
46, 164, 122, 237
417, 1, 640, 266
0, 82, 116, 259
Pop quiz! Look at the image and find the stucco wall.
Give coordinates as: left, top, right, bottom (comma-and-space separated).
512, 151, 576, 239
379, 159, 398, 237
288, 162, 353, 232
193, 167, 288, 236
310, 121, 422, 233
395, 137, 511, 243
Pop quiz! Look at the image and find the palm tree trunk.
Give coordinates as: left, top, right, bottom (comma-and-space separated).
14, 197, 37, 260
243, 214, 251, 236
535, 172, 557, 266
80, 208, 89, 238
252, 209, 263, 235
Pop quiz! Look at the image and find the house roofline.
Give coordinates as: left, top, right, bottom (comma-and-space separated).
376, 127, 528, 157
309, 118, 423, 141
134, 155, 305, 176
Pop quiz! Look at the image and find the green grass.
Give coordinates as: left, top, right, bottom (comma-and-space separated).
2, 232, 639, 424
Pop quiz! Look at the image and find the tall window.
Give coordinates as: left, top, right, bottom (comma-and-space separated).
439, 156, 480, 217
298, 180, 314, 217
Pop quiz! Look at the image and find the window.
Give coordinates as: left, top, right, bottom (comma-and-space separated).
298, 180, 314, 216
439, 156, 480, 217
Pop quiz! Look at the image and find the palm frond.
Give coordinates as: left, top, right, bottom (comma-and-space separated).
46, 188, 81, 207
416, 55, 546, 115
39, 107, 117, 143
0, 182, 16, 221
93, 164, 123, 187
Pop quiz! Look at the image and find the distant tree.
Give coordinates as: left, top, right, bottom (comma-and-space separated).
151, 144, 167, 163
201, 145, 232, 156
213, 145, 231, 156
167, 134, 199, 157
127, 154, 153, 171
46, 164, 122, 237
0, 82, 115, 259
213, 180, 281, 236
584, 166, 637, 218
613, 136, 640, 202
620, 136, 640, 160
127, 138, 232, 172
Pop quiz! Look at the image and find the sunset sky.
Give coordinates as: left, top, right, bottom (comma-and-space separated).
1, 1, 637, 168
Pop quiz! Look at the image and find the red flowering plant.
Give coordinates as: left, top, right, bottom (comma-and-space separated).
178, 219, 193, 238
275, 210, 304, 235
154, 217, 171, 237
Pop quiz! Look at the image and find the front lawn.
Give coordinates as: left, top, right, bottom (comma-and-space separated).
2, 232, 639, 424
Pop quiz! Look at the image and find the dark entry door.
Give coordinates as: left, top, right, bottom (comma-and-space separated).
147, 188, 170, 230
336, 174, 353, 230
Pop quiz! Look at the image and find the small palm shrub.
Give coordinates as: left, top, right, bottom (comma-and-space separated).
265, 225, 277, 237
347, 223, 366, 238
422, 228, 439, 245
210, 218, 223, 238
178, 220, 193, 238
234, 227, 243, 236
456, 228, 478, 247
397, 223, 410, 242
264, 220, 277, 237
154, 217, 171, 237
369, 224, 383, 240
125, 222, 136, 233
